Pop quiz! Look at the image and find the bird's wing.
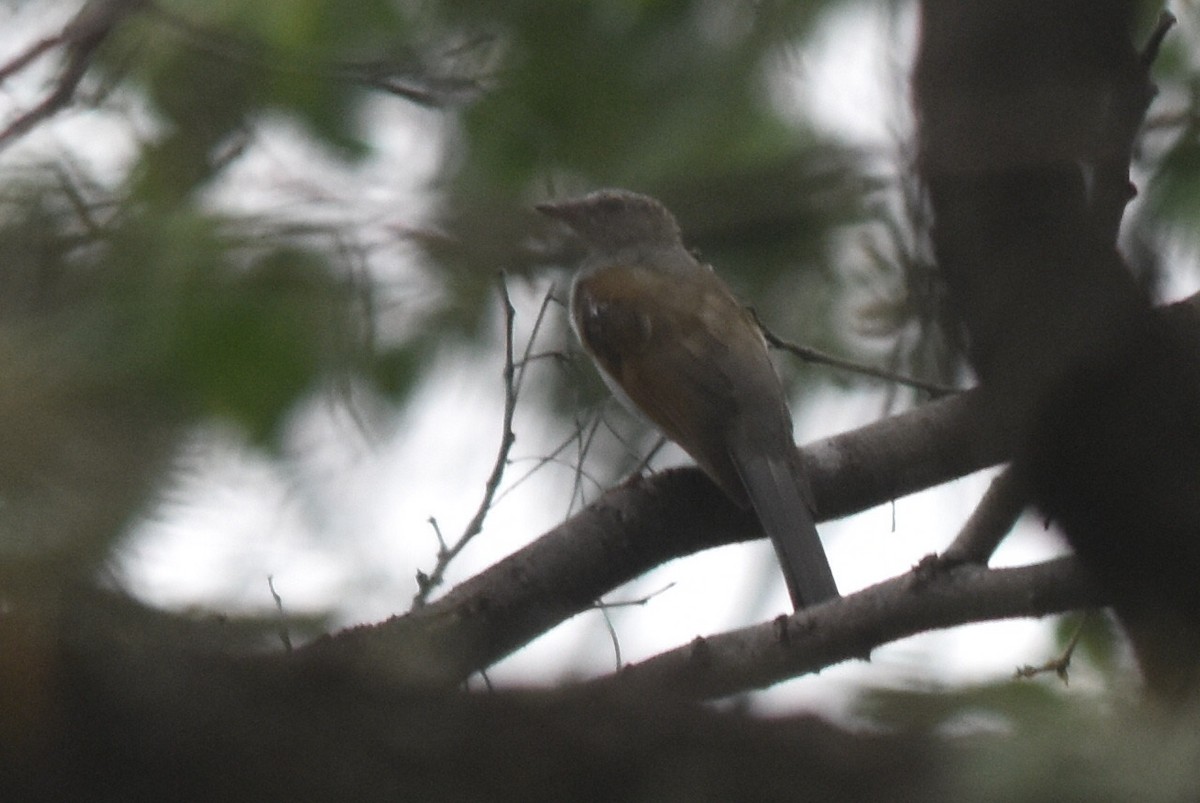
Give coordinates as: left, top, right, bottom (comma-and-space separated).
572, 263, 745, 498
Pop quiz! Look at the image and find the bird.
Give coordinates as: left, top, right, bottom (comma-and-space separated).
536, 188, 839, 611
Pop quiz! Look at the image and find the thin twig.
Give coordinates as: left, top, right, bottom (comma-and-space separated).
593, 583, 676, 611
50, 159, 107, 236
0, 34, 65, 84
491, 432, 607, 506
754, 313, 958, 397
267, 575, 292, 653
569, 414, 605, 516
572, 405, 666, 515
629, 435, 668, 480
512, 350, 568, 372
411, 274, 519, 608
347, 71, 486, 108
427, 516, 448, 553
598, 604, 623, 670
512, 284, 557, 398
0, 0, 147, 150
1015, 613, 1089, 684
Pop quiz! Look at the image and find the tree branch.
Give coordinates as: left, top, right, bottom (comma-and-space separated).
302, 390, 1008, 685
590, 557, 1102, 701
939, 465, 1028, 566
0, 0, 146, 150
303, 290, 1198, 693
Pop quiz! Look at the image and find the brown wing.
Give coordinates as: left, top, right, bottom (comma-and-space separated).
572, 263, 767, 502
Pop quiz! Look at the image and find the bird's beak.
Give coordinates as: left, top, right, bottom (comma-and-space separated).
535, 201, 586, 244
534, 199, 578, 222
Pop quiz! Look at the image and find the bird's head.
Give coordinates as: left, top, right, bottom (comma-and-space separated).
536, 189, 683, 256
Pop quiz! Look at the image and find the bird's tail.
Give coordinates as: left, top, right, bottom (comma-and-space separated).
730, 448, 839, 611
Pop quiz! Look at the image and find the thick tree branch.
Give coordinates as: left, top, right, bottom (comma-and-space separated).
590, 557, 1102, 701
303, 390, 1008, 684
939, 465, 1028, 566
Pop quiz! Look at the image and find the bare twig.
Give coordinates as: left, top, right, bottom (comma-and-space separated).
49, 161, 107, 236
491, 429, 607, 506
589, 581, 681, 671
629, 435, 668, 481
0, 0, 147, 150
0, 33, 64, 84
598, 605, 623, 670
1140, 11, 1175, 71
571, 403, 667, 513
513, 350, 569, 371
1015, 614, 1089, 684
594, 583, 676, 611
512, 284, 557, 398
569, 413, 604, 515
345, 69, 487, 108
596, 584, 677, 669
754, 313, 958, 397
411, 274, 519, 608
267, 575, 292, 653
427, 516, 448, 553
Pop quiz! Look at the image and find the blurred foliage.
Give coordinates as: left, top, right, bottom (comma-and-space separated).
109, 1, 866, 428
859, 679, 1200, 801
430, 0, 863, 334
73, 0, 865, 340
0, 173, 354, 595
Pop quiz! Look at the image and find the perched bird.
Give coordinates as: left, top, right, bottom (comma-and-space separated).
537, 189, 838, 610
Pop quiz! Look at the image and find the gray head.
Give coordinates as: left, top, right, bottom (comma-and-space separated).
536, 189, 683, 255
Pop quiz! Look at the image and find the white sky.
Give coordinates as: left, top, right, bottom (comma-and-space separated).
0, 1, 1110, 717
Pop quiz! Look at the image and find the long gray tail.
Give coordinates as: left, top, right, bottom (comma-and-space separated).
731, 449, 839, 610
